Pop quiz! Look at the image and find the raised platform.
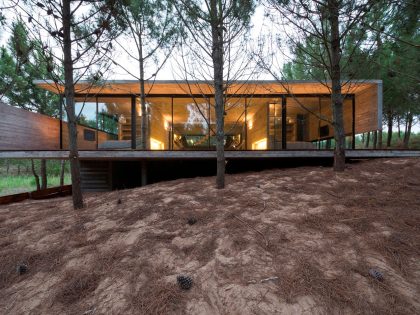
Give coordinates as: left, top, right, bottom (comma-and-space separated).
0, 150, 419, 160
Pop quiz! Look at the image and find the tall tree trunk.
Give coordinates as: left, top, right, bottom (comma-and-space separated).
329, 0, 345, 171
211, 0, 225, 188
403, 112, 413, 148
397, 115, 401, 139
139, 33, 149, 151
365, 131, 370, 148
361, 133, 365, 144
60, 160, 65, 187
386, 112, 393, 147
31, 159, 40, 191
40, 159, 47, 190
376, 32, 382, 149
63, 0, 84, 209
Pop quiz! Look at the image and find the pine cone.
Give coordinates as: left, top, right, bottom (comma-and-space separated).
187, 217, 197, 225
17, 264, 28, 275
177, 275, 193, 290
368, 268, 384, 281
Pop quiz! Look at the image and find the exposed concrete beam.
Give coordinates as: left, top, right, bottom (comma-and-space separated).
0, 150, 419, 160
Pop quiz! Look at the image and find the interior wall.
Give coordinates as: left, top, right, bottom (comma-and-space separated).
61, 124, 113, 150
247, 102, 267, 149
149, 106, 170, 150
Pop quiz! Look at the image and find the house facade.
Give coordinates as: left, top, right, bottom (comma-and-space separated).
33, 80, 382, 151
0, 79, 384, 190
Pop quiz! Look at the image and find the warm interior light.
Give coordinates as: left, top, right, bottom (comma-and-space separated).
150, 138, 164, 150
164, 120, 170, 131
248, 120, 253, 130
252, 138, 267, 150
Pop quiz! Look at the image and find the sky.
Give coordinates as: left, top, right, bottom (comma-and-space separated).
0, 1, 417, 132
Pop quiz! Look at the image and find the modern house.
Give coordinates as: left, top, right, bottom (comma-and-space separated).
0, 79, 387, 190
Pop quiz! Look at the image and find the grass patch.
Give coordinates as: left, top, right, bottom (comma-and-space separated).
0, 174, 71, 196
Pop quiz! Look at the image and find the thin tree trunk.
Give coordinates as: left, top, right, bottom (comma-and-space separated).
365, 131, 370, 148
378, 129, 383, 149
361, 133, 365, 144
397, 115, 401, 139
139, 33, 150, 151
386, 112, 393, 147
40, 159, 47, 190
31, 159, 40, 191
403, 112, 413, 148
211, 0, 226, 188
376, 32, 382, 149
373, 131, 377, 149
6, 159, 9, 175
329, 0, 345, 171
63, 0, 84, 209
60, 160, 65, 187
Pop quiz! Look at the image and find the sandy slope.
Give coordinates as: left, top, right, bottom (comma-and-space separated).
1, 158, 419, 314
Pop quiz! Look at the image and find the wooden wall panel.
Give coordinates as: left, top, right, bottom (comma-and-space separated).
247, 104, 267, 148
0, 102, 113, 150
150, 109, 170, 149
306, 98, 353, 141
355, 85, 378, 134
0, 102, 60, 150
61, 123, 114, 150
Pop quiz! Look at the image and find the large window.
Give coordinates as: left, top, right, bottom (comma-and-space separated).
60, 94, 354, 151
97, 97, 132, 149
148, 97, 172, 150
173, 97, 211, 150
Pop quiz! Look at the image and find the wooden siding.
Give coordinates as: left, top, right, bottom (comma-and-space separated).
0, 102, 113, 150
355, 85, 378, 134
0, 101, 60, 150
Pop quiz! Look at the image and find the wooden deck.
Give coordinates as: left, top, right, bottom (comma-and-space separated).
0, 150, 419, 160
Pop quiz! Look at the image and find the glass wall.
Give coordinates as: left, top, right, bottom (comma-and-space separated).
60, 94, 354, 150
247, 97, 269, 150
62, 97, 99, 150
172, 97, 211, 150
97, 97, 131, 149
148, 97, 172, 150
224, 98, 246, 150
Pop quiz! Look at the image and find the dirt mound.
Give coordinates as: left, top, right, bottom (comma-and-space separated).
1, 158, 419, 314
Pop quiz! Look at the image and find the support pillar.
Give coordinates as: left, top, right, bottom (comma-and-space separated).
141, 160, 147, 186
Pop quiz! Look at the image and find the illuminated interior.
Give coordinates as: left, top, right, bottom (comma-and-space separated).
60, 90, 355, 151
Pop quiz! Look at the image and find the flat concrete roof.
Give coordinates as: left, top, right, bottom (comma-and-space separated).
34, 79, 382, 96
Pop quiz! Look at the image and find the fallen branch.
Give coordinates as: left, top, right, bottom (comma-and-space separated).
233, 215, 269, 247
327, 191, 340, 198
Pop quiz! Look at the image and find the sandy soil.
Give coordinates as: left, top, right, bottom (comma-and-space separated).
1, 158, 419, 315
